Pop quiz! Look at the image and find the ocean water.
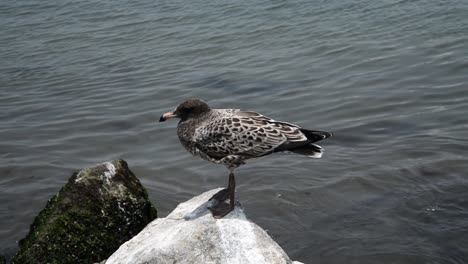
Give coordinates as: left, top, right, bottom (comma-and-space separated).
1, 0, 468, 262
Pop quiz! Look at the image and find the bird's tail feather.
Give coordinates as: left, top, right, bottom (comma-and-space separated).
290, 144, 323, 158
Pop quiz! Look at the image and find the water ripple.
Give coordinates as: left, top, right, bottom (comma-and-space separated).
1, 0, 468, 262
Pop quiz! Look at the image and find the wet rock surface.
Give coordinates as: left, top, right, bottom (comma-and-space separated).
106, 189, 303, 264
12, 159, 157, 264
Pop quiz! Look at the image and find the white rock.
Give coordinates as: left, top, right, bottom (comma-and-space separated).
105, 189, 304, 264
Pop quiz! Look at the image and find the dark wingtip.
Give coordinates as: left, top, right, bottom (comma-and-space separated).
159, 116, 166, 122
300, 129, 332, 142
323, 131, 333, 139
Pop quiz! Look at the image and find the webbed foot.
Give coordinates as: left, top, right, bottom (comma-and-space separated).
207, 172, 236, 219
208, 188, 229, 202
208, 201, 234, 219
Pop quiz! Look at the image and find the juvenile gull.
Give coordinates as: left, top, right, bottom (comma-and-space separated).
159, 98, 332, 218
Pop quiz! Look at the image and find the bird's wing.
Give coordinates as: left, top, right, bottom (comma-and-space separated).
192, 110, 308, 158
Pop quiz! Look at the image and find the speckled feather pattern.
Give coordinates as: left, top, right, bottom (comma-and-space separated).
177, 109, 315, 169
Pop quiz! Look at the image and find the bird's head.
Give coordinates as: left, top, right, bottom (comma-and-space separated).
159, 98, 211, 122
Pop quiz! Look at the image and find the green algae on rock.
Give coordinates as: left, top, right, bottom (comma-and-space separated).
12, 159, 157, 264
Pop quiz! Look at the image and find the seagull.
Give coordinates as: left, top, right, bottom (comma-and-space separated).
159, 98, 332, 218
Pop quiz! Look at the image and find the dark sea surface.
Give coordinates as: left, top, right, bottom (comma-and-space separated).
1, 0, 468, 262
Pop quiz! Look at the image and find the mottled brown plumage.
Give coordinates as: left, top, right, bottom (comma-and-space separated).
159, 98, 332, 218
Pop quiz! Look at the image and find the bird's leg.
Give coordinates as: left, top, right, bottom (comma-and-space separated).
208, 172, 236, 219
228, 171, 235, 209
208, 176, 230, 203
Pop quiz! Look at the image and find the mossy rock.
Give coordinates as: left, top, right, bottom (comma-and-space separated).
12, 159, 157, 264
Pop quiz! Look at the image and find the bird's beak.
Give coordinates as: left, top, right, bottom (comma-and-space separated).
159, 111, 177, 122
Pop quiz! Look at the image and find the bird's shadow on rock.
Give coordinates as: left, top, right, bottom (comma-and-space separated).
183, 200, 213, 220
183, 199, 242, 221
